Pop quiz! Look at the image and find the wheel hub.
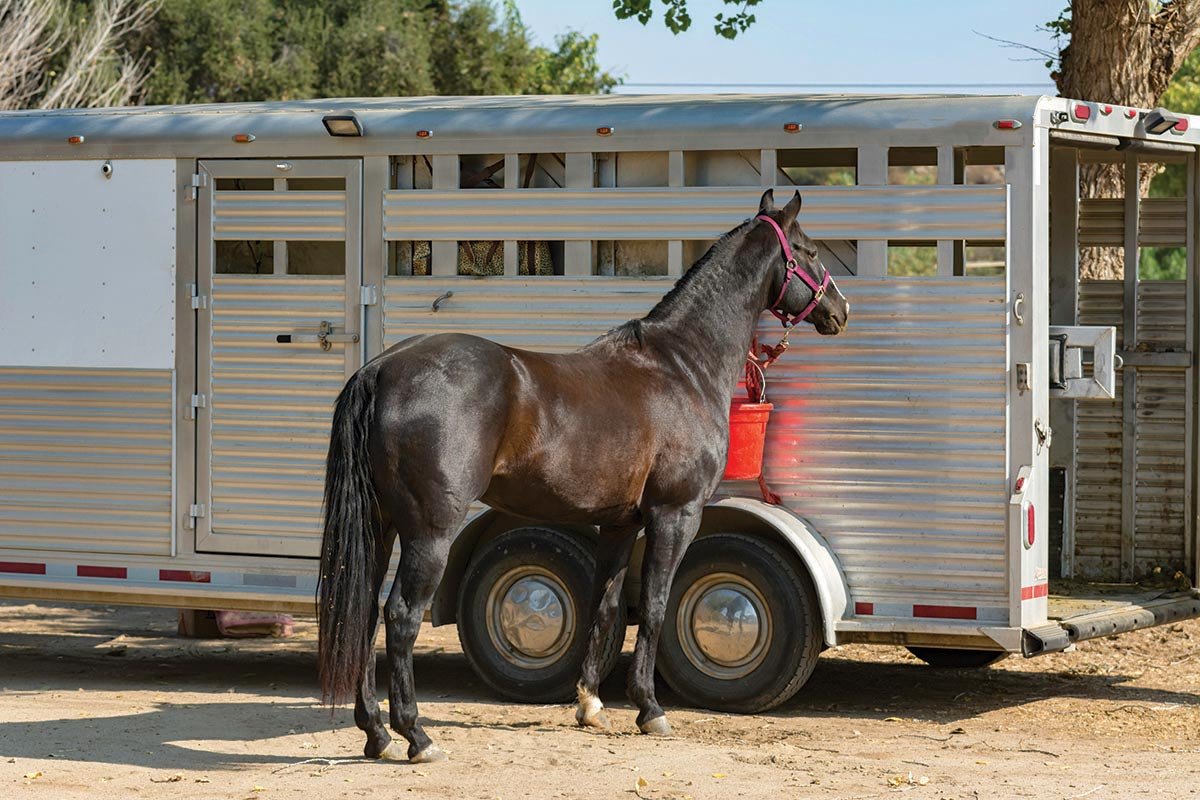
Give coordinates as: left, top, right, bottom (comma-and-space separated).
677, 573, 771, 679
486, 566, 575, 668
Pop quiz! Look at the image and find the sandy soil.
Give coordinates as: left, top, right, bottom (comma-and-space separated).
1, 601, 1199, 799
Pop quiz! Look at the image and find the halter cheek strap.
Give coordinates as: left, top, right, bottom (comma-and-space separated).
757, 214, 831, 328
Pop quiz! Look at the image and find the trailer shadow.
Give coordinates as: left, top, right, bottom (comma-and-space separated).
1, 632, 1198, 772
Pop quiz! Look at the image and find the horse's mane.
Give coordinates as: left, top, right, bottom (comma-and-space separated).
595, 219, 754, 349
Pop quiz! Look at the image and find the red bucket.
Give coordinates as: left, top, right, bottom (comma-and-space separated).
723, 401, 773, 480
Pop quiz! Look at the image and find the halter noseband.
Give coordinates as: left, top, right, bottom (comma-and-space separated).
756, 214, 831, 328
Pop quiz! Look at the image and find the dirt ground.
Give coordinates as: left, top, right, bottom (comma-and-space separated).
1, 601, 1198, 799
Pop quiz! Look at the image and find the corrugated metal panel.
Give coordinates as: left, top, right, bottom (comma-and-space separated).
384, 276, 1010, 615
0, 367, 173, 555
382, 185, 1007, 242
1077, 198, 1186, 247
1074, 280, 1189, 579
205, 276, 346, 556
213, 191, 346, 241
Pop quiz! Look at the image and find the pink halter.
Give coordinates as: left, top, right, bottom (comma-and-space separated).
757, 214, 831, 328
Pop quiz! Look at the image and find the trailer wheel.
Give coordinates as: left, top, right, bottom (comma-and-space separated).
457, 527, 624, 703
906, 647, 1008, 669
657, 533, 821, 713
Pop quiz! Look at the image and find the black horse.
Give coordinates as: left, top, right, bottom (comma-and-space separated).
317, 189, 849, 762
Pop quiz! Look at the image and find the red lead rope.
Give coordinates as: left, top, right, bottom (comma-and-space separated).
743, 330, 790, 404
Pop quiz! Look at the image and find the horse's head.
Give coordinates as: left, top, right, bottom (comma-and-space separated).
756, 189, 849, 336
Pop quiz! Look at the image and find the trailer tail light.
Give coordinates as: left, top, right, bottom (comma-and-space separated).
232, 133, 256, 143
783, 122, 802, 133
1100, 105, 1113, 116
993, 119, 1022, 130
1071, 103, 1092, 122
1025, 503, 1036, 548
66, 135, 85, 145
1172, 117, 1189, 135
1124, 108, 1138, 119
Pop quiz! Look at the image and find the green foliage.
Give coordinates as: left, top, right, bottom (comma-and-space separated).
139, 0, 619, 105
612, 0, 760, 38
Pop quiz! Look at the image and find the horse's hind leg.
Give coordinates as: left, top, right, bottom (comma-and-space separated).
382, 528, 456, 762
356, 531, 395, 759
627, 504, 702, 735
576, 525, 638, 730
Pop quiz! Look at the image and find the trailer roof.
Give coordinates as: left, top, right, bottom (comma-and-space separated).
0, 94, 1053, 152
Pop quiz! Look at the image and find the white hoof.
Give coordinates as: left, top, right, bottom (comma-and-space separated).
575, 687, 610, 730
409, 743, 447, 764
377, 741, 407, 761
638, 715, 672, 736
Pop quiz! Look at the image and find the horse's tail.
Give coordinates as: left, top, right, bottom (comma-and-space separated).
317, 363, 381, 706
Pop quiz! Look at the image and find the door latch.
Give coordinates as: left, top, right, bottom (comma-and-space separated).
275, 320, 359, 351
1035, 418, 1052, 455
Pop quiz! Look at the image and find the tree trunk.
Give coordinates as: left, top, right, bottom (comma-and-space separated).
1055, 0, 1200, 279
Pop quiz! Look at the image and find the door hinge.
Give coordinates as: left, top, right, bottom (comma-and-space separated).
190, 172, 208, 201
185, 503, 207, 529
188, 393, 207, 420
189, 283, 207, 310
360, 284, 379, 306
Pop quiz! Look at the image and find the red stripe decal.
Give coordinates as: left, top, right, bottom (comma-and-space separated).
855, 601, 874, 616
1021, 583, 1049, 601
913, 604, 977, 620
78, 565, 127, 579
0, 561, 46, 575
159, 569, 211, 583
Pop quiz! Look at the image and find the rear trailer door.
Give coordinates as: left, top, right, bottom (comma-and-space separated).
193, 159, 363, 557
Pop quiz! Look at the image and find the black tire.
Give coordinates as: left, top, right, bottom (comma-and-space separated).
657, 533, 821, 713
905, 647, 1008, 669
457, 526, 625, 703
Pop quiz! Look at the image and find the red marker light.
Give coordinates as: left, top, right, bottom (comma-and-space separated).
595, 126, 614, 136
993, 119, 1022, 130
1026, 504, 1036, 548
1124, 108, 1138, 119
1072, 103, 1092, 121
232, 133, 255, 143
1100, 104, 1113, 116
1173, 117, 1189, 134
66, 135, 85, 145
783, 122, 802, 133
1015, 477, 1025, 491
415, 129, 432, 139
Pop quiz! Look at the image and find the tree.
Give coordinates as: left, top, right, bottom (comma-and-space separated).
613, 0, 761, 39
0, 0, 158, 110
138, 0, 619, 105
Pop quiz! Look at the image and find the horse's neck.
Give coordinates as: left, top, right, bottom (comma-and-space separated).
644, 252, 772, 400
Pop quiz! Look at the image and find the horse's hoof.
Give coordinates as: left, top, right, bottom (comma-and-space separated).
638, 715, 672, 736
575, 693, 610, 730
377, 741, 407, 761
409, 743, 447, 764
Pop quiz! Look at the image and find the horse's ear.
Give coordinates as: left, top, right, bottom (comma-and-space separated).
758, 188, 775, 214
781, 190, 802, 223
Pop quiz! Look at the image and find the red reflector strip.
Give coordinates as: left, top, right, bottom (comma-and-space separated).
1021, 583, 1049, 601
78, 565, 127, 579
0, 561, 46, 575
855, 602, 874, 615
159, 569, 211, 583
913, 604, 976, 620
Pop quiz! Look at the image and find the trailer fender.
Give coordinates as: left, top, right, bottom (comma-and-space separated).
702, 497, 850, 647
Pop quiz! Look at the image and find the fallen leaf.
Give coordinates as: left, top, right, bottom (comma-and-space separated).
662, 771, 673, 778
950, 727, 967, 735
150, 775, 183, 783
23, 771, 42, 780
882, 716, 904, 722
711, 773, 727, 779
196, 777, 211, 783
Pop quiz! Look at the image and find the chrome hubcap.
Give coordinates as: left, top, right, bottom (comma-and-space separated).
677, 572, 771, 680
485, 566, 575, 669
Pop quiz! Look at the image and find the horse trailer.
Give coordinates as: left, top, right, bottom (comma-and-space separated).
1, 94, 1199, 711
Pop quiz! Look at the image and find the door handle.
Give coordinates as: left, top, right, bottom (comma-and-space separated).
275, 320, 359, 351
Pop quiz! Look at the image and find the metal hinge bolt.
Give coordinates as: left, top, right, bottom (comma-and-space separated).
188, 393, 207, 420
185, 503, 207, 529
190, 172, 208, 201
360, 284, 379, 306
189, 283, 207, 310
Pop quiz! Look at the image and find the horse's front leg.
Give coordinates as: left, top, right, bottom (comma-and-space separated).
627, 503, 703, 735
575, 525, 639, 731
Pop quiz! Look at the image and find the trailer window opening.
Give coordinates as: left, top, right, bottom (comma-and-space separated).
596, 240, 668, 277
887, 244, 937, 276
216, 240, 274, 275
775, 148, 856, 186
683, 150, 761, 186
286, 241, 345, 276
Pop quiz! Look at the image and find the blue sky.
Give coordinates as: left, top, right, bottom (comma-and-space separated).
515, 1, 1064, 93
